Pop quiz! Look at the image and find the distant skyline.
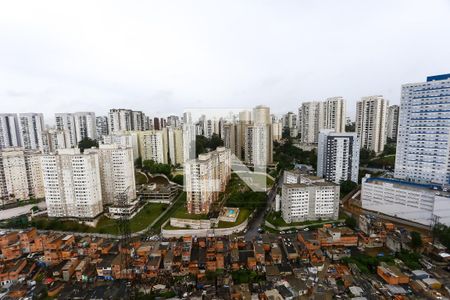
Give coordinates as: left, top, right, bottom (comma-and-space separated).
1, 0, 450, 122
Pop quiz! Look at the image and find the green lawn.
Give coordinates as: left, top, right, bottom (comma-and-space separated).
171, 192, 208, 220
217, 208, 251, 228
172, 204, 209, 220
151, 192, 186, 231
30, 202, 167, 235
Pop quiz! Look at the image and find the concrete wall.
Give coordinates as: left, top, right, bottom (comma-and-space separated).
170, 218, 212, 229
162, 218, 248, 238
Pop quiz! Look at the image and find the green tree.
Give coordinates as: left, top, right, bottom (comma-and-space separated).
410, 231, 423, 250
340, 180, 358, 198
195, 134, 224, 156
135, 157, 142, 168
282, 128, 291, 139
345, 122, 355, 132
359, 148, 376, 165
142, 160, 172, 177
209, 133, 224, 149
345, 216, 357, 229
172, 174, 184, 185
433, 223, 450, 249
381, 143, 396, 157
78, 137, 98, 153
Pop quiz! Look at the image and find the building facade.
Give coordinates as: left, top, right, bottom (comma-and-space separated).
0, 114, 21, 149
74, 112, 96, 142
108, 109, 146, 133
95, 116, 109, 141
102, 132, 139, 161
185, 147, 231, 214
41, 129, 70, 154
281, 171, 340, 223
18, 113, 45, 151
272, 121, 283, 142
168, 127, 184, 165
244, 106, 273, 167
361, 176, 450, 226
55, 113, 77, 148
317, 130, 359, 184
386, 105, 399, 142
85, 145, 136, 206
355, 96, 388, 153
41, 148, 103, 219
0, 148, 44, 203
394, 74, 450, 185
298, 97, 345, 144
138, 129, 169, 164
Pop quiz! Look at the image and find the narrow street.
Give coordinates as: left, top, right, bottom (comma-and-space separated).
245, 176, 281, 241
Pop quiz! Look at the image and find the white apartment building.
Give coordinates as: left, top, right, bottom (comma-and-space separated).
0, 148, 44, 203
299, 101, 324, 144
41, 148, 103, 219
108, 109, 132, 133
168, 127, 184, 165
185, 147, 231, 214
283, 112, 297, 130
96, 116, 109, 141
18, 113, 45, 150
41, 129, 70, 154
324, 97, 346, 133
167, 115, 180, 128
131, 111, 146, 131
222, 111, 251, 161
361, 176, 450, 226
245, 124, 273, 168
138, 129, 169, 164
386, 105, 399, 141
235, 111, 252, 161
108, 109, 146, 133
55, 113, 77, 147
0, 114, 21, 149
0, 149, 29, 201
355, 96, 388, 154
395, 74, 450, 185
183, 114, 197, 163
281, 171, 339, 223
244, 106, 273, 167
103, 132, 139, 161
24, 150, 45, 199
223, 123, 237, 156
272, 122, 283, 142
299, 97, 346, 144
85, 145, 136, 205
317, 130, 360, 184
74, 112, 97, 141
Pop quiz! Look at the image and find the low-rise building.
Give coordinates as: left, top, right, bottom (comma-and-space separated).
281, 171, 340, 223
317, 226, 358, 247
361, 175, 450, 226
377, 262, 409, 285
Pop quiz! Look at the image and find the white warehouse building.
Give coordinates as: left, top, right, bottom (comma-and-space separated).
361, 176, 450, 226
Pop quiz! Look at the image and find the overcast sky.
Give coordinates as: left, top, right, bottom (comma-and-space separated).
1, 0, 449, 123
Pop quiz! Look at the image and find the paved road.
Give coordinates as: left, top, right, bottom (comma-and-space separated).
244, 176, 282, 241
0, 201, 46, 220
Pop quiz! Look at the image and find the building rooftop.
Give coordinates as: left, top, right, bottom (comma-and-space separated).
427, 74, 450, 82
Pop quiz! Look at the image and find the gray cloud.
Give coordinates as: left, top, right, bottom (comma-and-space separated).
0, 0, 449, 122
